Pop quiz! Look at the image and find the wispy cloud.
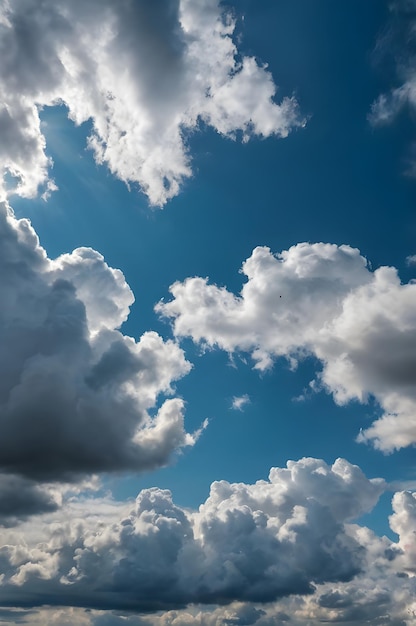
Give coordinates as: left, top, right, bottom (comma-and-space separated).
231, 394, 251, 411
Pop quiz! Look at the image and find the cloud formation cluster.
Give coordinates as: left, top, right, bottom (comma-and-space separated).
0, 201, 198, 520
0, 457, 391, 614
157, 242, 416, 452
0, 0, 303, 205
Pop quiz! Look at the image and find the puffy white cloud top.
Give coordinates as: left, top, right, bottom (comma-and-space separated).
0, 201, 197, 488
0, 0, 303, 205
0, 457, 390, 613
157, 243, 416, 452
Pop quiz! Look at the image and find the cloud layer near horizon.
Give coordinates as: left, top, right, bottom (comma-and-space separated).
0, 0, 303, 206
157, 243, 416, 452
0, 457, 400, 614
0, 201, 197, 497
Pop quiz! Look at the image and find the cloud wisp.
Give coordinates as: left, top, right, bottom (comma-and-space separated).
0, 0, 303, 206
370, 0, 416, 174
157, 242, 416, 452
231, 394, 251, 411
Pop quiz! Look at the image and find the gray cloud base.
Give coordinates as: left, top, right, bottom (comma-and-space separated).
0, 202, 195, 484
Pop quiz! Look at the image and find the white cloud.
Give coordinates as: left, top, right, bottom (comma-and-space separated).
0, 201, 197, 484
0, 457, 390, 613
0, 0, 304, 205
231, 394, 250, 411
157, 242, 416, 452
406, 254, 416, 266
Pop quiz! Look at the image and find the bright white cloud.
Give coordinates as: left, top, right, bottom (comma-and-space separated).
0, 201, 198, 487
0, 457, 390, 613
231, 394, 250, 411
157, 243, 416, 452
0, 0, 303, 205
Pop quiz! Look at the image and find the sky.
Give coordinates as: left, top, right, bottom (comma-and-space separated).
0, 0, 416, 624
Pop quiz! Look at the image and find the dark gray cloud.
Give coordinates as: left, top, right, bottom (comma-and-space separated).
0, 202, 195, 482
0, 475, 59, 526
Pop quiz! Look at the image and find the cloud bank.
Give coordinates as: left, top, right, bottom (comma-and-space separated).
0, 457, 392, 614
157, 242, 416, 452
0, 201, 198, 492
0, 0, 303, 206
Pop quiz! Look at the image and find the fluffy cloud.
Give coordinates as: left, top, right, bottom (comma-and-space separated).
0, 457, 389, 613
0, 201, 197, 483
157, 242, 416, 452
0, 0, 303, 205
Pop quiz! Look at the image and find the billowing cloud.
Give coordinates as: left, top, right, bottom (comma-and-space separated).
0, 0, 303, 205
157, 242, 416, 452
0, 201, 197, 482
0, 457, 389, 613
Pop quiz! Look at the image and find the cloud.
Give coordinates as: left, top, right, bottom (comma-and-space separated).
406, 254, 416, 266
370, 0, 416, 173
157, 242, 416, 452
0, 201, 198, 482
0, 458, 388, 613
0, 0, 304, 205
0, 475, 60, 526
231, 394, 250, 411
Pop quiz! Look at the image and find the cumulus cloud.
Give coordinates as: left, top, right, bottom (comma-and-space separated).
0, 201, 198, 482
0, 0, 303, 205
157, 242, 416, 452
0, 458, 388, 613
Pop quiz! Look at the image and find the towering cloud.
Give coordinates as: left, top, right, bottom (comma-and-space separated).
0, 0, 303, 205
0, 201, 197, 486
157, 242, 416, 452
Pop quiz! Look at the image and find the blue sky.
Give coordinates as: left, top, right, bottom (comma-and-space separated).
1, 1, 416, 624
